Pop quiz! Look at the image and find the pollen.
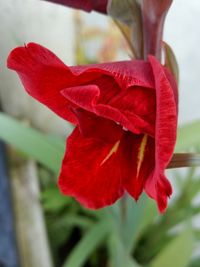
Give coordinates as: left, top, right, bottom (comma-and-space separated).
100, 140, 120, 166
136, 134, 148, 177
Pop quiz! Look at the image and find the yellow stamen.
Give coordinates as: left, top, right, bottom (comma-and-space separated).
137, 134, 148, 177
100, 140, 120, 166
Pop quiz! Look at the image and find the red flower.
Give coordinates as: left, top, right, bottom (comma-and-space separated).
7, 43, 178, 212
43, 0, 108, 14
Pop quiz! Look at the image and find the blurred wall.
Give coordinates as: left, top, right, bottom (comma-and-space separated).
0, 0, 200, 133
0, 0, 75, 136
165, 0, 200, 124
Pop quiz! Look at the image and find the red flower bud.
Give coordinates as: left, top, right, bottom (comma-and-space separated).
141, 0, 173, 60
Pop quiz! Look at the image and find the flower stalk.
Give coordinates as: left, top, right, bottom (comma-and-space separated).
168, 153, 200, 169
141, 0, 173, 61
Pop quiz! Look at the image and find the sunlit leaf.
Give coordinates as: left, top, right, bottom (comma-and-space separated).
149, 229, 194, 267
0, 113, 65, 173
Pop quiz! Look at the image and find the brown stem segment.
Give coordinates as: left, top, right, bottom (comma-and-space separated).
167, 153, 200, 169
141, 0, 173, 61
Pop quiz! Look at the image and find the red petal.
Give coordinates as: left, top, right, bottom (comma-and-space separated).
145, 56, 177, 212
43, 0, 108, 14
7, 43, 78, 124
58, 127, 125, 209
109, 86, 156, 135
122, 133, 155, 200
68, 60, 155, 91
73, 108, 123, 143
62, 83, 155, 136
164, 68, 179, 111
7, 43, 154, 127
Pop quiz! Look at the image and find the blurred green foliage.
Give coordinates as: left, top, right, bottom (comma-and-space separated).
0, 113, 200, 267
0, 112, 200, 267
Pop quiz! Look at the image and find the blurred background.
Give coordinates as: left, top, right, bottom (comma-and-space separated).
0, 0, 200, 267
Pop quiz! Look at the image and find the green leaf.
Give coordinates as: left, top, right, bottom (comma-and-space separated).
52, 215, 94, 230
107, 0, 140, 25
41, 187, 70, 212
107, 0, 142, 58
176, 120, 200, 151
188, 257, 200, 267
122, 194, 147, 252
163, 42, 179, 84
62, 220, 111, 267
138, 198, 157, 233
0, 113, 65, 173
105, 195, 147, 267
149, 229, 194, 267
108, 234, 141, 267
106, 195, 148, 254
